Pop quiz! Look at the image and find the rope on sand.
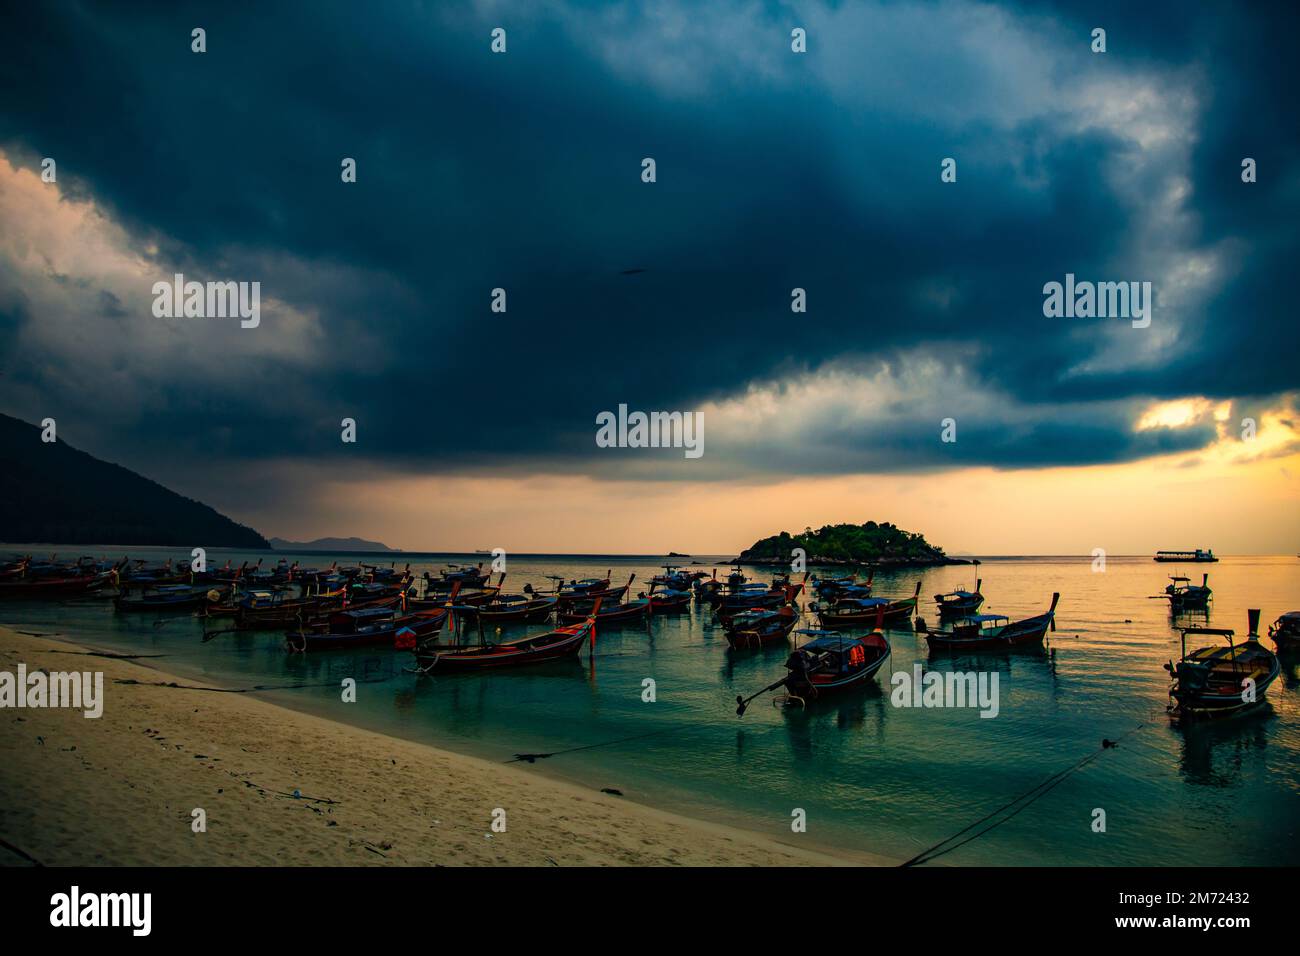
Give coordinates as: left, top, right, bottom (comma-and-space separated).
0, 835, 44, 867
46, 649, 167, 660
113, 676, 392, 694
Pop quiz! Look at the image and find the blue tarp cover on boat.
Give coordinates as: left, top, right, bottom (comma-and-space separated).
344, 607, 393, 619
801, 635, 854, 651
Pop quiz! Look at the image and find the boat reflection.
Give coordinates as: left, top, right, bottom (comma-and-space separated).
1175, 708, 1274, 788
781, 686, 889, 762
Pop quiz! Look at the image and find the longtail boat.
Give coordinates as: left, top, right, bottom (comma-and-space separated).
1268, 612, 1300, 652
650, 565, 704, 590
812, 569, 873, 602
230, 588, 346, 629
647, 587, 691, 613
460, 594, 557, 625
716, 573, 806, 626
549, 573, 634, 608
114, 584, 225, 612
1165, 610, 1279, 721
934, 578, 983, 618
1157, 574, 1212, 611
411, 600, 601, 673
424, 564, 490, 592
693, 569, 723, 602
549, 572, 613, 600
736, 618, 891, 714
724, 605, 798, 650
918, 593, 1059, 652
556, 597, 649, 626
724, 563, 748, 590
0, 569, 113, 599
409, 573, 503, 610
363, 562, 410, 584
716, 586, 785, 622
285, 604, 450, 652
812, 582, 921, 630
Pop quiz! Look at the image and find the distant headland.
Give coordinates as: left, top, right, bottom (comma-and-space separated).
0, 413, 268, 549
269, 536, 399, 553
734, 521, 970, 568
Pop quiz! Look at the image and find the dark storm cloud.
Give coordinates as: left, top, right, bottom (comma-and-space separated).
0, 0, 1296, 488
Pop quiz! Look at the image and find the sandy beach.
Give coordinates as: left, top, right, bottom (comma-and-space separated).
0, 626, 884, 867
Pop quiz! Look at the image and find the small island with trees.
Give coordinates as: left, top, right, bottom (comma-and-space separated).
734, 521, 970, 568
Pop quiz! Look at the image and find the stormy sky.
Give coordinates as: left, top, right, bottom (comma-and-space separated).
1, 1, 1297, 551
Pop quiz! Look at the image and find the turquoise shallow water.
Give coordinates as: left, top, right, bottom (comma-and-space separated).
3, 548, 1298, 865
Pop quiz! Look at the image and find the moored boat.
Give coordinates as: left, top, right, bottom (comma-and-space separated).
460, 594, 558, 625
715, 574, 806, 625
724, 605, 798, 650
650, 565, 705, 591
1268, 611, 1300, 652
424, 564, 490, 593
1165, 610, 1280, 721
934, 579, 983, 618
812, 582, 921, 630
411, 600, 601, 673
285, 604, 450, 652
409, 573, 503, 610
812, 569, 872, 602
647, 587, 692, 613
1158, 574, 1212, 611
0, 569, 113, 599
918, 593, 1059, 652
735, 625, 891, 713
556, 597, 649, 626
229, 588, 346, 629
114, 583, 225, 612
549, 573, 634, 608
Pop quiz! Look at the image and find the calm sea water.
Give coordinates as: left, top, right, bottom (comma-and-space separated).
3, 548, 1298, 865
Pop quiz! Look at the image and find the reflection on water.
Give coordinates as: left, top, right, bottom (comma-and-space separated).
1177, 708, 1275, 789
2, 549, 1298, 865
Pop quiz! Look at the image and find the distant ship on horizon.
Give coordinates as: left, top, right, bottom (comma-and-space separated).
1153, 548, 1218, 563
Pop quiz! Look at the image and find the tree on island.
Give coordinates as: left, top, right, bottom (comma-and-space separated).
737, 521, 950, 566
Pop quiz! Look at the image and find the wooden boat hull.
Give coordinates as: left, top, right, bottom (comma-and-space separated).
1169, 641, 1281, 719
468, 599, 557, 625
725, 610, 797, 649
414, 620, 594, 673
925, 612, 1053, 651
648, 593, 691, 613
936, 597, 983, 618
115, 587, 224, 612
816, 597, 917, 630
787, 647, 890, 700
716, 593, 784, 625
411, 587, 499, 610
286, 609, 447, 652
233, 596, 346, 629
0, 573, 111, 599
1269, 613, 1300, 651
556, 584, 628, 608
556, 602, 648, 625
